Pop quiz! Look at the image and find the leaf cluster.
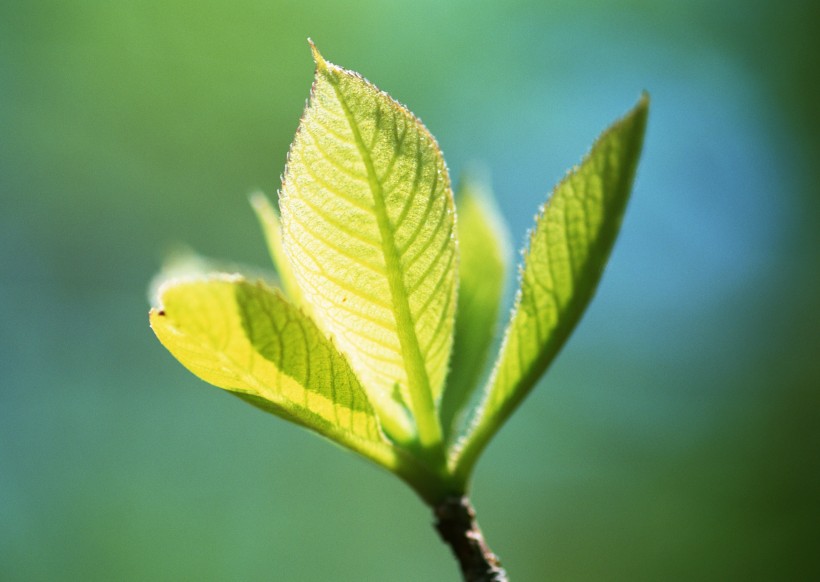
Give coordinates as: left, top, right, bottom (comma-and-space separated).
150, 43, 647, 504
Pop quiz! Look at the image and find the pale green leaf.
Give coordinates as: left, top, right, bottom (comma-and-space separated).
453, 95, 649, 481
149, 276, 401, 471
250, 192, 306, 306
279, 44, 457, 451
440, 173, 510, 442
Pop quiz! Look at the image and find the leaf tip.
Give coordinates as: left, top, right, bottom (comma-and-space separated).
147, 307, 165, 337
639, 90, 650, 106
249, 190, 275, 215
307, 38, 328, 71
632, 91, 650, 124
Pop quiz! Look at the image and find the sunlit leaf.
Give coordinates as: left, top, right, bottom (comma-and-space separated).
149, 276, 401, 471
453, 95, 649, 481
440, 173, 510, 442
279, 43, 457, 451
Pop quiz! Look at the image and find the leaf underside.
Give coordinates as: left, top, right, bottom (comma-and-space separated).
454, 95, 649, 480
279, 45, 457, 447
149, 277, 399, 470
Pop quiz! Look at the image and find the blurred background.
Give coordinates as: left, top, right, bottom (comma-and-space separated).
2, 0, 818, 580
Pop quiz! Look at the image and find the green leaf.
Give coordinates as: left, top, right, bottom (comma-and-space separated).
279, 43, 457, 453
250, 192, 307, 307
149, 276, 401, 472
440, 173, 510, 443
453, 95, 649, 482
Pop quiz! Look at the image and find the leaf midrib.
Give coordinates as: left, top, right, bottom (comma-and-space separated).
324, 69, 443, 455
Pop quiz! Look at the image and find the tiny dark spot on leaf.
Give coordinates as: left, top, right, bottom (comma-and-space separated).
157, 310, 166, 316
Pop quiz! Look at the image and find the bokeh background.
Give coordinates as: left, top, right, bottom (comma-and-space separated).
2, 1, 818, 580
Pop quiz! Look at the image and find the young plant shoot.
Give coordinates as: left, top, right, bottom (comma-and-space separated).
150, 42, 648, 581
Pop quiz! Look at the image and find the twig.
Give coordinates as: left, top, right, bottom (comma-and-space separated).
434, 496, 508, 581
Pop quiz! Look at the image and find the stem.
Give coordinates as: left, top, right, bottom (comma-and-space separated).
434, 496, 508, 582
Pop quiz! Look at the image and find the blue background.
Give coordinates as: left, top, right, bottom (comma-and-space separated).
2, 1, 818, 579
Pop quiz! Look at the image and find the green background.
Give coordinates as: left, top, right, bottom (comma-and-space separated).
2, 1, 818, 580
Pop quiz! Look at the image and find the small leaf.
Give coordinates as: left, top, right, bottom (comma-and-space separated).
149, 276, 401, 471
440, 173, 510, 442
251, 192, 306, 306
453, 95, 649, 481
279, 43, 457, 451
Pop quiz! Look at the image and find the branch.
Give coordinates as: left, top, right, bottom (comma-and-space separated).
434, 496, 508, 581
